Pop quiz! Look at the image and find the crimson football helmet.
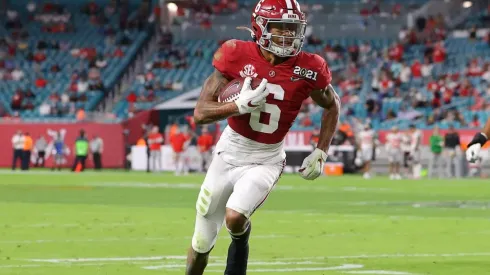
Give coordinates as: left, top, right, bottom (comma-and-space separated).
250, 0, 306, 57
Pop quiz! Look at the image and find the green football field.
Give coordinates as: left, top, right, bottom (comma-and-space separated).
1, 171, 489, 275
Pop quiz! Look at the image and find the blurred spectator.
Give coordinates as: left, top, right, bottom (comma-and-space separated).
114, 47, 124, 57
76, 108, 86, 121
411, 60, 422, 78
35, 75, 48, 88
12, 130, 24, 170
470, 114, 481, 128
23, 99, 35, 110
432, 42, 446, 64
11, 90, 23, 110
11, 66, 25, 81
39, 102, 51, 116
399, 62, 411, 84
421, 57, 433, 78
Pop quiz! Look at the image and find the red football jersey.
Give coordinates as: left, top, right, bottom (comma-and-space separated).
212, 40, 332, 144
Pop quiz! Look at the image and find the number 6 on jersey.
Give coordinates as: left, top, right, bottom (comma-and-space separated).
249, 83, 285, 134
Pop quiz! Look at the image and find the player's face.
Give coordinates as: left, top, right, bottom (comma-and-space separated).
268, 22, 301, 47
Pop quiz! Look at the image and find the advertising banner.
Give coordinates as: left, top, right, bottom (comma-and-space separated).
0, 123, 124, 168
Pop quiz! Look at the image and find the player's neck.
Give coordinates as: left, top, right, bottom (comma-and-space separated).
259, 47, 289, 66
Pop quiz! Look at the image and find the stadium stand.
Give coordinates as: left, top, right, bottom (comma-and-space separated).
110, 0, 490, 132
2, 0, 489, 132
0, 0, 149, 121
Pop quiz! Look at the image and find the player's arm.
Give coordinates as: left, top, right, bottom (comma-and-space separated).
193, 70, 239, 125
310, 84, 341, 152
470, 118, 490, 145
466, 118, 490, 162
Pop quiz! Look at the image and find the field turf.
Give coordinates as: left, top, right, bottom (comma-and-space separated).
0, 171, 489, 275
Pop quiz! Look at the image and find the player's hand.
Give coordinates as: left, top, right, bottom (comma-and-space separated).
299, 148, 328, 180
466, 133, 487, 163
234, 77, 269, 114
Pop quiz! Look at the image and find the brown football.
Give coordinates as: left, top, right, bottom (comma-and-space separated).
218, 77, 263, 103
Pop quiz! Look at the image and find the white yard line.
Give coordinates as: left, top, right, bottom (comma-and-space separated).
4, 230, 490, 245
204, 264, 364, 273
142, 261, 335, 270
0, 234, 289, 244
1, 222, 142, 228
22, 252, 490, 264
344, 271, 416, 275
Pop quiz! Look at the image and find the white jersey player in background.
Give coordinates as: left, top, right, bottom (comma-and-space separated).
400, 131, 411, 176
408, 124, 422, 179
385, 126, 403, 180
357, 124, 376, 179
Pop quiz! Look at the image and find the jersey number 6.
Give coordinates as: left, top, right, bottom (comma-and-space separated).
249, 83, 285, 134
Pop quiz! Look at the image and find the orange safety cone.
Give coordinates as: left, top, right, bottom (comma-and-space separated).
75, 163, 82, 173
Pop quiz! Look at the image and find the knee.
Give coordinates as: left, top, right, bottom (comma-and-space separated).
192, 214, 219, 254
225, 208, 248, 234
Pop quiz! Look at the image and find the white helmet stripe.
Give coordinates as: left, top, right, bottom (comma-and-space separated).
284, 0, 293, 14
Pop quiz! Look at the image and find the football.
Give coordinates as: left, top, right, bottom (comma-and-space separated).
218, 77, 263, 103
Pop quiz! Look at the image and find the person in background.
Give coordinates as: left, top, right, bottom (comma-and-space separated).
72, 129, 89, 172
21, 132, 33, 170
90, 135, 104, 170
147, 126, 164, 172
170, 127, 189, 176
11, 130, 24, 170
52, 131, 65, 171
444, 125, 461, 178
428, 126, 444, 179
357, 124, 375, 179
401, 130, 412, 177
385, 126, 403, 180
34, 135, 48, 167
197, 126, 214, 172
409, 124, 422, 179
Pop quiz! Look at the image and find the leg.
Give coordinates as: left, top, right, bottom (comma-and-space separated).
12, 150, 19, 170
224, 161, 285, 275
26, 151, 31, 170
174, 152, 181, 175
21, 150, 27, 170
454, 150, 462, 178
445, 151, 452, 178
149, 151, 155, 172
156, 151, 161, 172
72, 156, 80, 171
187, 154, 234, 275
436, 154, 444, 179
81, 156, 87, 171
95, 153, 102, 170
40, 152, 45, 167
35, 153, 40, 167
428, 153, 435, 179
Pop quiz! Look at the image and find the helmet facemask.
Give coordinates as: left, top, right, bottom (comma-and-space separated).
256, 16, 306, 57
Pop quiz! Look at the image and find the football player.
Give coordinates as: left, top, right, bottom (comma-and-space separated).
408, 124, 422, 179
385, 126, 403, 180
186, 0, 341, 274
357, 124, 375, 179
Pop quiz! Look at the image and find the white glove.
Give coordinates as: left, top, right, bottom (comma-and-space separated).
299, 148, 328, 180
234, 77, 269, 114
466, 143, 481, 163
